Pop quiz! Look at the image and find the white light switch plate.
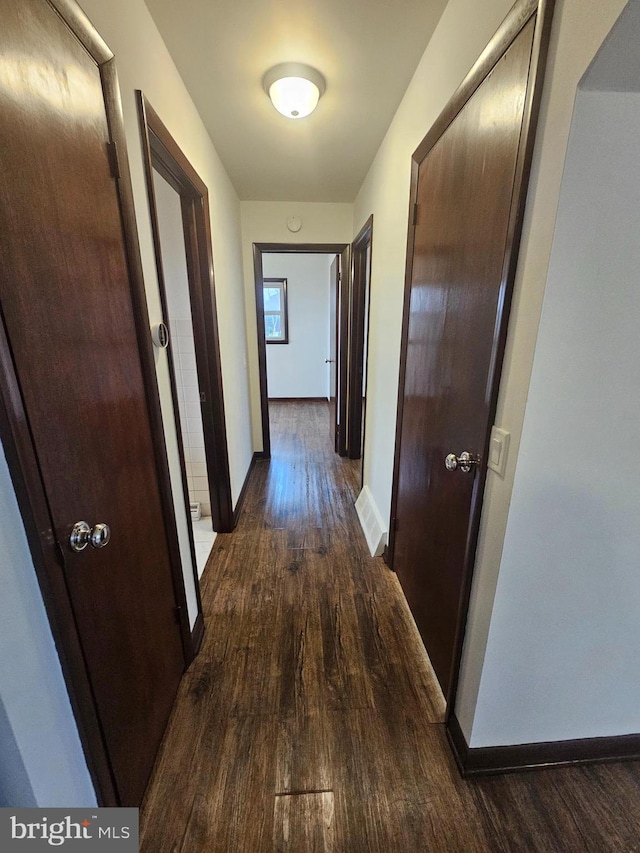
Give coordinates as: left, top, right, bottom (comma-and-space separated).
488, 426, 510, 478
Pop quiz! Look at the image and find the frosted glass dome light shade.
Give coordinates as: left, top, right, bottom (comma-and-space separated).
269, 77, 319, 118
263, 63, 326, 119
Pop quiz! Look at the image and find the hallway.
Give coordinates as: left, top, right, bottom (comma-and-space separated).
140, 402, 640, 851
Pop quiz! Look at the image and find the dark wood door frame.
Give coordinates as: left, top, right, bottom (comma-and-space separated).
138, 93, 234, 535
388, 0, 554, 714
328, 256, 340, 452
253, 243, 350, 458
347, 216, 374, 463
0, 0, 199, 806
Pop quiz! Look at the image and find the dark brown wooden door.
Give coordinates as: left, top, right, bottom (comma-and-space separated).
392, 17, 540, 698
0, 1, 185, 804
329, 255, 339, 450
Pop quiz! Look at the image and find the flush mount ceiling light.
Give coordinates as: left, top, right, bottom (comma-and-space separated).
263, 63, 326, 119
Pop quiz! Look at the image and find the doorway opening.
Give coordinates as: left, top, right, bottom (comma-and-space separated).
138, 94, 235, 583
252, 243, 350, 459
151, 171, 216, 575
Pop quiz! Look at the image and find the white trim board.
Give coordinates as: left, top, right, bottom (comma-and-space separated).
355, 486, 387, 557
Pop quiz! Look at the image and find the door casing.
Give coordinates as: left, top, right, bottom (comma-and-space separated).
347, 216, 374, 468
253, 243, 350, 458
137, 93, 234, 536
328, 256, 340, 452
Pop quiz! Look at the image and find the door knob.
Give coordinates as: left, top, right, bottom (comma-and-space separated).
70, 521, 111, 552
325, 358, 335, 363
445, 451, 480, 474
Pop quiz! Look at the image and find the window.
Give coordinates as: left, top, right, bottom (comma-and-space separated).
263, 278, 289, 344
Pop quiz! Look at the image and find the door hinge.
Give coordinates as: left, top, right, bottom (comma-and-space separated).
338, 272, 342, 283
106, 140, 120, 180
173, 605, 183, 625
412, 203, 418, 226
392, 516, 399, 534
200, 391, 206, 403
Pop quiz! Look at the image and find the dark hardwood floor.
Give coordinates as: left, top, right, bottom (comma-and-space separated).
141, 401, 640, 851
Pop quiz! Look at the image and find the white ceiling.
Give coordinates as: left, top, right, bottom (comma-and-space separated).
144, 0, 449, 201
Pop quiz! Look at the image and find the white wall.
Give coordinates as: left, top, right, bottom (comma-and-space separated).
153, 171, 212, 522
79, 0, 253, 508
350, 0, 630, 742
0, 444, 96, 806
263, 253, 332, 399
466, 85, 640, 742
240, 202, 353, 447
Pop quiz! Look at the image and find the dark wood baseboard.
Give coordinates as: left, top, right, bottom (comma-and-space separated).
268, 397, 328, 403
191, 612, 205, 658
447, 712, 640, 777
232, 452, 259, 526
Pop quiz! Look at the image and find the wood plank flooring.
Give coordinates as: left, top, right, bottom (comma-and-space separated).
141, 401, 640, 851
